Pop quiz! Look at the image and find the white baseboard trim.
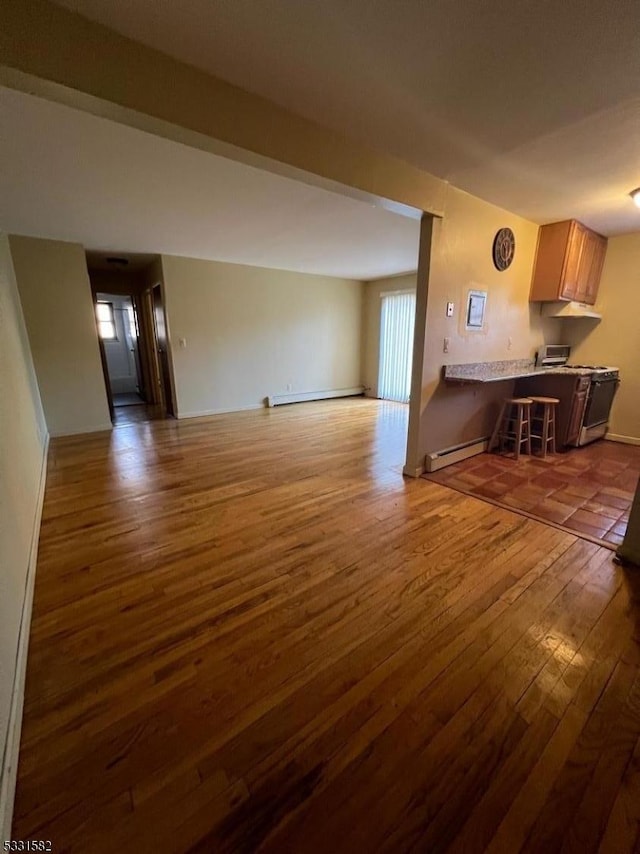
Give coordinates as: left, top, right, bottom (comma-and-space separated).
425, 438, 488, 472
51, 422, 113, 438
176, 404, 265, 419
267, 386, 364, 407
403, 463, 425, 478
0, 434, 49, 840
605, 433, 640, 446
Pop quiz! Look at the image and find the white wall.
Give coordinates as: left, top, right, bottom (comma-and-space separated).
0, 234, 48, 837
362, 273, 417, 398
563, 233, 640, 443
9, 236, 112, 436
160, 255, 363, 417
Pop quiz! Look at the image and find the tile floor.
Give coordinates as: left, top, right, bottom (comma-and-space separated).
423, 439, 640, 549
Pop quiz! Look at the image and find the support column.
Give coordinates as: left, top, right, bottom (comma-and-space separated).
403, 213, 434, 477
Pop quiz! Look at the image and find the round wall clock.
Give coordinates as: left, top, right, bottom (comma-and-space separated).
492, 227, 515, 271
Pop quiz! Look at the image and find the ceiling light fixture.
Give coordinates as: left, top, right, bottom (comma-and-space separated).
630, 188, 640, 208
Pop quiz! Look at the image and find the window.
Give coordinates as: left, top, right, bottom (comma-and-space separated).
126, 304, 138, 339
96, 301, 117, 340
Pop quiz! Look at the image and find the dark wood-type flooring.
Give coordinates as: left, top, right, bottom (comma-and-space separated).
112, 402, 166, 426
424, 441, 640, 549
13, 399, 640, 852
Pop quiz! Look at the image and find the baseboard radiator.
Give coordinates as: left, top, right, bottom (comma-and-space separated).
425, 437, 488, 472
267, 386, 364, 407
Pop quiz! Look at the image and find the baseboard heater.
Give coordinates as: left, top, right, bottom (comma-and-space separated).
425, 437, 488, 472
267, 386, 364, 407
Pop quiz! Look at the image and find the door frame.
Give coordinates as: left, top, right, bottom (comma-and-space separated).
149, 281, 177, 417
91, 285, 156, 416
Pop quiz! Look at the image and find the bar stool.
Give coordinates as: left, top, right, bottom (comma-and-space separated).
489, 398, 533, 460
528, 396, 559, 457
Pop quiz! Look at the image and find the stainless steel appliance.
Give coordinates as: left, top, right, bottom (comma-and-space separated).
571, 367, 620, 446
526, 345, 620, 447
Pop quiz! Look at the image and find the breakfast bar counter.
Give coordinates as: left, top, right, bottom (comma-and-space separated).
443, 359, 546, 384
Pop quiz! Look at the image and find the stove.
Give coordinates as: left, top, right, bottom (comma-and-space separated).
564, 365, 620, 381
530, 346, 621, 446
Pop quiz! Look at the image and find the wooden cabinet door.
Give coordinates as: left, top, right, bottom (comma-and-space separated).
566, 386, 589, 445
530, 220, 608, 304
575, 229, 597, 302
583, 233, 607, 304
559, 221, 585, 300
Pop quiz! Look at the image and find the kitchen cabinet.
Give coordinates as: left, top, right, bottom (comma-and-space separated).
514, 374, 590, 449
577, 229, 607, 304
565, 378, 591, 446
529, 220, 607, 305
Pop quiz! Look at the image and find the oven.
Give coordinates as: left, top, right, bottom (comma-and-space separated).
578, 373, 620, 445
521, 346, 620, 448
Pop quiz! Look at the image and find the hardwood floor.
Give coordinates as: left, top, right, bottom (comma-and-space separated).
112, 401, 166, 425
13, 399, 640, 853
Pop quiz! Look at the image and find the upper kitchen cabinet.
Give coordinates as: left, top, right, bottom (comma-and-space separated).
529, 219, 607, 305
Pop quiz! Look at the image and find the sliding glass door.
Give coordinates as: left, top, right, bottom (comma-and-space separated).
378, 291, 416, 403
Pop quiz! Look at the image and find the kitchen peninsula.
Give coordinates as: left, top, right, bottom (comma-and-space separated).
444, 349, 620, 451
443, 358, 587, 384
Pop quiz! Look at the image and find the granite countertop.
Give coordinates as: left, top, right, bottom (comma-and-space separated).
443, 359, 589, 384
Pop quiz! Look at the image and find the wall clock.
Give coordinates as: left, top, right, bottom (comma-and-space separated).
492, 227, 515, 271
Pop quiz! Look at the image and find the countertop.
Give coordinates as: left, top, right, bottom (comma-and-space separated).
443, 359, 592, 384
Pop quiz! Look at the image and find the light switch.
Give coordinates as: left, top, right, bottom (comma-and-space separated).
179, 337, 187, 349
446, 302, 454, 317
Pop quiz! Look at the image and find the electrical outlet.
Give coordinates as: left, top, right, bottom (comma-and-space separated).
443, 337, 450, 354
179, 337, 187, 349
507, 337, 513, 350
286, 383, 292, 392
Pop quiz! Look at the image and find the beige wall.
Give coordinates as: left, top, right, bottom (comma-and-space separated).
362, 273, 417, 398
0, 234, 47, 835
563, 233, 640, 442
9, 235, 111, 436
161, 255, 363, 417
415, 187, 558, 458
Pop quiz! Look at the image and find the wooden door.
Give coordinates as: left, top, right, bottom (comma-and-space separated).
152, 284, 175, 417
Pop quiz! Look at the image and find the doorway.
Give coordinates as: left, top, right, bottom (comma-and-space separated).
88, 253, 175, 425
96, 293, 144, 409
378, 290, 416, 403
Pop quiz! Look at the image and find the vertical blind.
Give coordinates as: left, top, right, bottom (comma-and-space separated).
378, 291, 416, 403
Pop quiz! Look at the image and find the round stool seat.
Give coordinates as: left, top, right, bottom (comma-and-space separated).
506, 397, 534, 405
528, 396, 559, 404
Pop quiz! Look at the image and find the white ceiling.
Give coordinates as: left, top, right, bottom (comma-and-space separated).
0, 87, 420, 280
53, 0, 640, 236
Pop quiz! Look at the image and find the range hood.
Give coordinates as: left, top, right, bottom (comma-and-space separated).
540, 301, 602, 319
